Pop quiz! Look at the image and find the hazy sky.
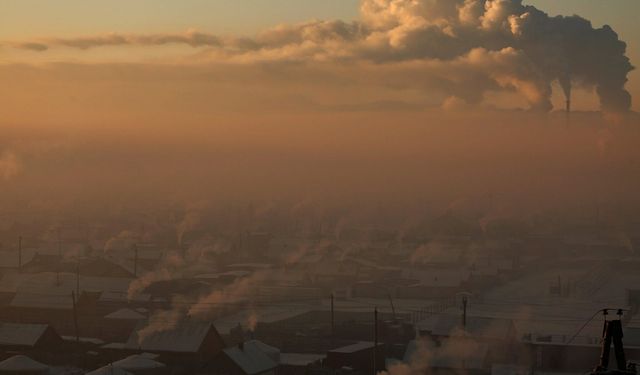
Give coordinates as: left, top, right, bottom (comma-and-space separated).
1, 0, 638, 112
1, 1, 638, 38
1, 1, 640, 213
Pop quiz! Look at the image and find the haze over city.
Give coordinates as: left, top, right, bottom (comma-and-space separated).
0, 2, 639, 375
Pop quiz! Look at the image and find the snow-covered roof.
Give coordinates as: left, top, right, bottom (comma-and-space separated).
245, 340, 280, 363
329, 342, 381, 354
279, 353, 325, 366
10, 293, 73, 310
112, 355, 165, 371
86, 365, 133, 375
226, 263, 272, 270
223, 342, 278, 375
0, 323, 49, 347
194, 271, 251, 280
0, 250, 36, 269
61, 336, 104, 345
104, 308, 145, 320
0, 355, 49, 372
124, 321, 220, 353
99, 291, 151, 303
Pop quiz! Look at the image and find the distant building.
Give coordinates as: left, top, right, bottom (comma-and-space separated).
0, 323, 65, 364
123, 321, 225, 369
0, 355, 49, 375
325, 342, 385, 375
210, 341, 279, 375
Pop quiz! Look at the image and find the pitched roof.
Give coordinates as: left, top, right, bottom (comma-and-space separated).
124, 321, 220, 353
223, 342, 278, 375
86, 365, 134, 375
105, 308, 146, 320
0, 250, 36, 269
0, 355, 49, 372
245, 340, 280, 363
9, 292, 73, 310
329, 342, 382, 354
0, 323, 50, 347
112, 355, 166, 371
280, 353, 325, 366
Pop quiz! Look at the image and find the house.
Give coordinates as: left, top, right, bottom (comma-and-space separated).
212, 341, 279, 375
111, 354, 167, 375
87, 365, 134, 375
1, 292, 76, 334
0, 323, 64, 351
97, 291, 154, 316
396, 269, 469, 299
102, 309, 147, 342
0, 249, 36, 276
326, 342, 385, 374
123, 321, 225, 367
278, 353, 325, 375
0, 355, 49, 375
0, 323, 65, 364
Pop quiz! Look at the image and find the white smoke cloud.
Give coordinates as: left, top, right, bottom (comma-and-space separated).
10, 0, 633, 112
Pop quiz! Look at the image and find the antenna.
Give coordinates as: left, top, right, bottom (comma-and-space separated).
76, 261, 80, 295
71, 291, 79, 343
17, 236, 22, 272
133, 243, 138, 278
331, 293, 335, 339
462, 295, 468, 329
56, 229, 61, 286
373, 307, 378, 375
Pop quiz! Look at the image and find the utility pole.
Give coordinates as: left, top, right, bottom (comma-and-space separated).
71, 291, 79, 343
331, 293, 335, 338
373, 307, 378, 375
17, 236, 22, 272
56, 229, 61, 286
462, 296, 468, 329
133, 243, 138, 278
76, 262, 80, 296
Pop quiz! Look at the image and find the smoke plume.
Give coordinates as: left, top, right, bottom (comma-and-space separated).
12, 0, 634, 112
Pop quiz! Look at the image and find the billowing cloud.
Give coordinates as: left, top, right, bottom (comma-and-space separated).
7, 0, 635, 112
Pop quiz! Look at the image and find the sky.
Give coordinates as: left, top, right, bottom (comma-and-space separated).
0, 0, 638, 112
1, 0, 640, 213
